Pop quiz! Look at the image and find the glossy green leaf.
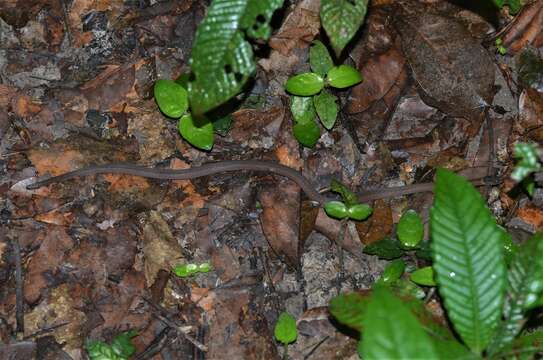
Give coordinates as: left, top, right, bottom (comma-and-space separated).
285, 72, 324, 96
188, 0, 284, 114
363, 237, 404, 260
410, 266, 436, 287
512, 142, 541, 182
313, 89, 338, 130
431, 169, 506, 354
86, 341, 118, 360
330, 179, 359, 207
309, 40, 334, 77
487, 234, 543, 355
432, 338, 480, 360
324, 201, 348, 219
274, 312, 297, 345
329, 292, 369, 332
178, 114, 214, 151
326, 65, 363, 88
154, 79, 189, 118
293, 120, 320, 148
320, 0, 369, 56
290, 96, 316, 124
347, 203, 372, 221
362, 285, 438, 360
397, 209, 424, 248
379, 259, 406, 285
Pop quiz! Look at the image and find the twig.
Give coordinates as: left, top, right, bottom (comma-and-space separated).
142, 297, 208, 352
335, 219, 348, 296
12, 237, 24, 335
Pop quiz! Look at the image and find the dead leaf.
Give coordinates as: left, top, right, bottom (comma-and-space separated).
356, 200, 393, 245
142, 211, 183, 287
499, 0, 543, 54
394, 5, 495, 122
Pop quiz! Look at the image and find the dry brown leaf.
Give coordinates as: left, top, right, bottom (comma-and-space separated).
356, 200, 393, 245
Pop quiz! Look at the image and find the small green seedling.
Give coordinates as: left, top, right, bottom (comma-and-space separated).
285, 40, 362, 147
274, 312, 298, 359
495, 38, 507, 55
397, 209, 424, 248
173, 262, 212, 278
323, 180, 372, 221
154, 76, 214, 151
86, 330, 137, 360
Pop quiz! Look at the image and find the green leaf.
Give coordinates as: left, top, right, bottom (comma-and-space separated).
309, 40, 334, 77
86, 340, 118, 360
361, 285, 438, 360
503, 330, 543, 359
379, 259, 406, 285
487, 234, 543, 355
330, 179, 359, 207
326, 65, 363, 88
320, 0, 369, 56
154, 79, 188, 118
329, 292, 369, 332
313, 89, 338, 130
432, 338, 480, 360
512, 142, 542, 182
178, 114, 214, 151
274, 312, 298, 345
431, 169, 506, 354
290, 96, 316, 124
363, 237, 404, 260
111, 331, 137, 358
410, 266, 436, 287
293, 119, 320, 148
285, 72, 324, 96
347, 203, 372, 221
397, 209, 424, 248
188, 0, 284, 114
389, 279, 426, 300
324, 201, 348, 219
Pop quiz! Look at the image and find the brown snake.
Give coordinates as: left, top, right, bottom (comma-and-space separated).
26, 160, 498, 206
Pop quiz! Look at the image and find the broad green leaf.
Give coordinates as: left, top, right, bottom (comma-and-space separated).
431, 169, 506, 354
285, 72, 324, 96
309, 40, 334, 77
432, 338, 481, 360
290, 96, 316, 124
188, 0, 284, 114
274, 312, 297, 345
410, 266, 436, 287
178, 114, 214, 151
293, 120, 320, 148
487, 234, 543, 355
330, 179, 359, 207
326, 65, 363, 88
347, 203, 372, 221
379, 259, 405, 285
329, 292, 369, 332
324, 201, 348, 219
154, 79, 188, 118
320, 0, 369, 56
397, 209, 424, 248
313, 89, 338, 130
512, 142, 541, 182
361, 285, 438, 360
363, 237, 404, 260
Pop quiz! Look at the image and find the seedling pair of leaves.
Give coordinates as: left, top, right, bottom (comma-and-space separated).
323, 179, 372, 221
154, 77, 215, 151
286, 41, 362, 147
330, 169, 543, 359
172, 262, 212, 278
86, 330, 137, 360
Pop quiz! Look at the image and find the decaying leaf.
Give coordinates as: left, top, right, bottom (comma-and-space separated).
393, 4, 495, 122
